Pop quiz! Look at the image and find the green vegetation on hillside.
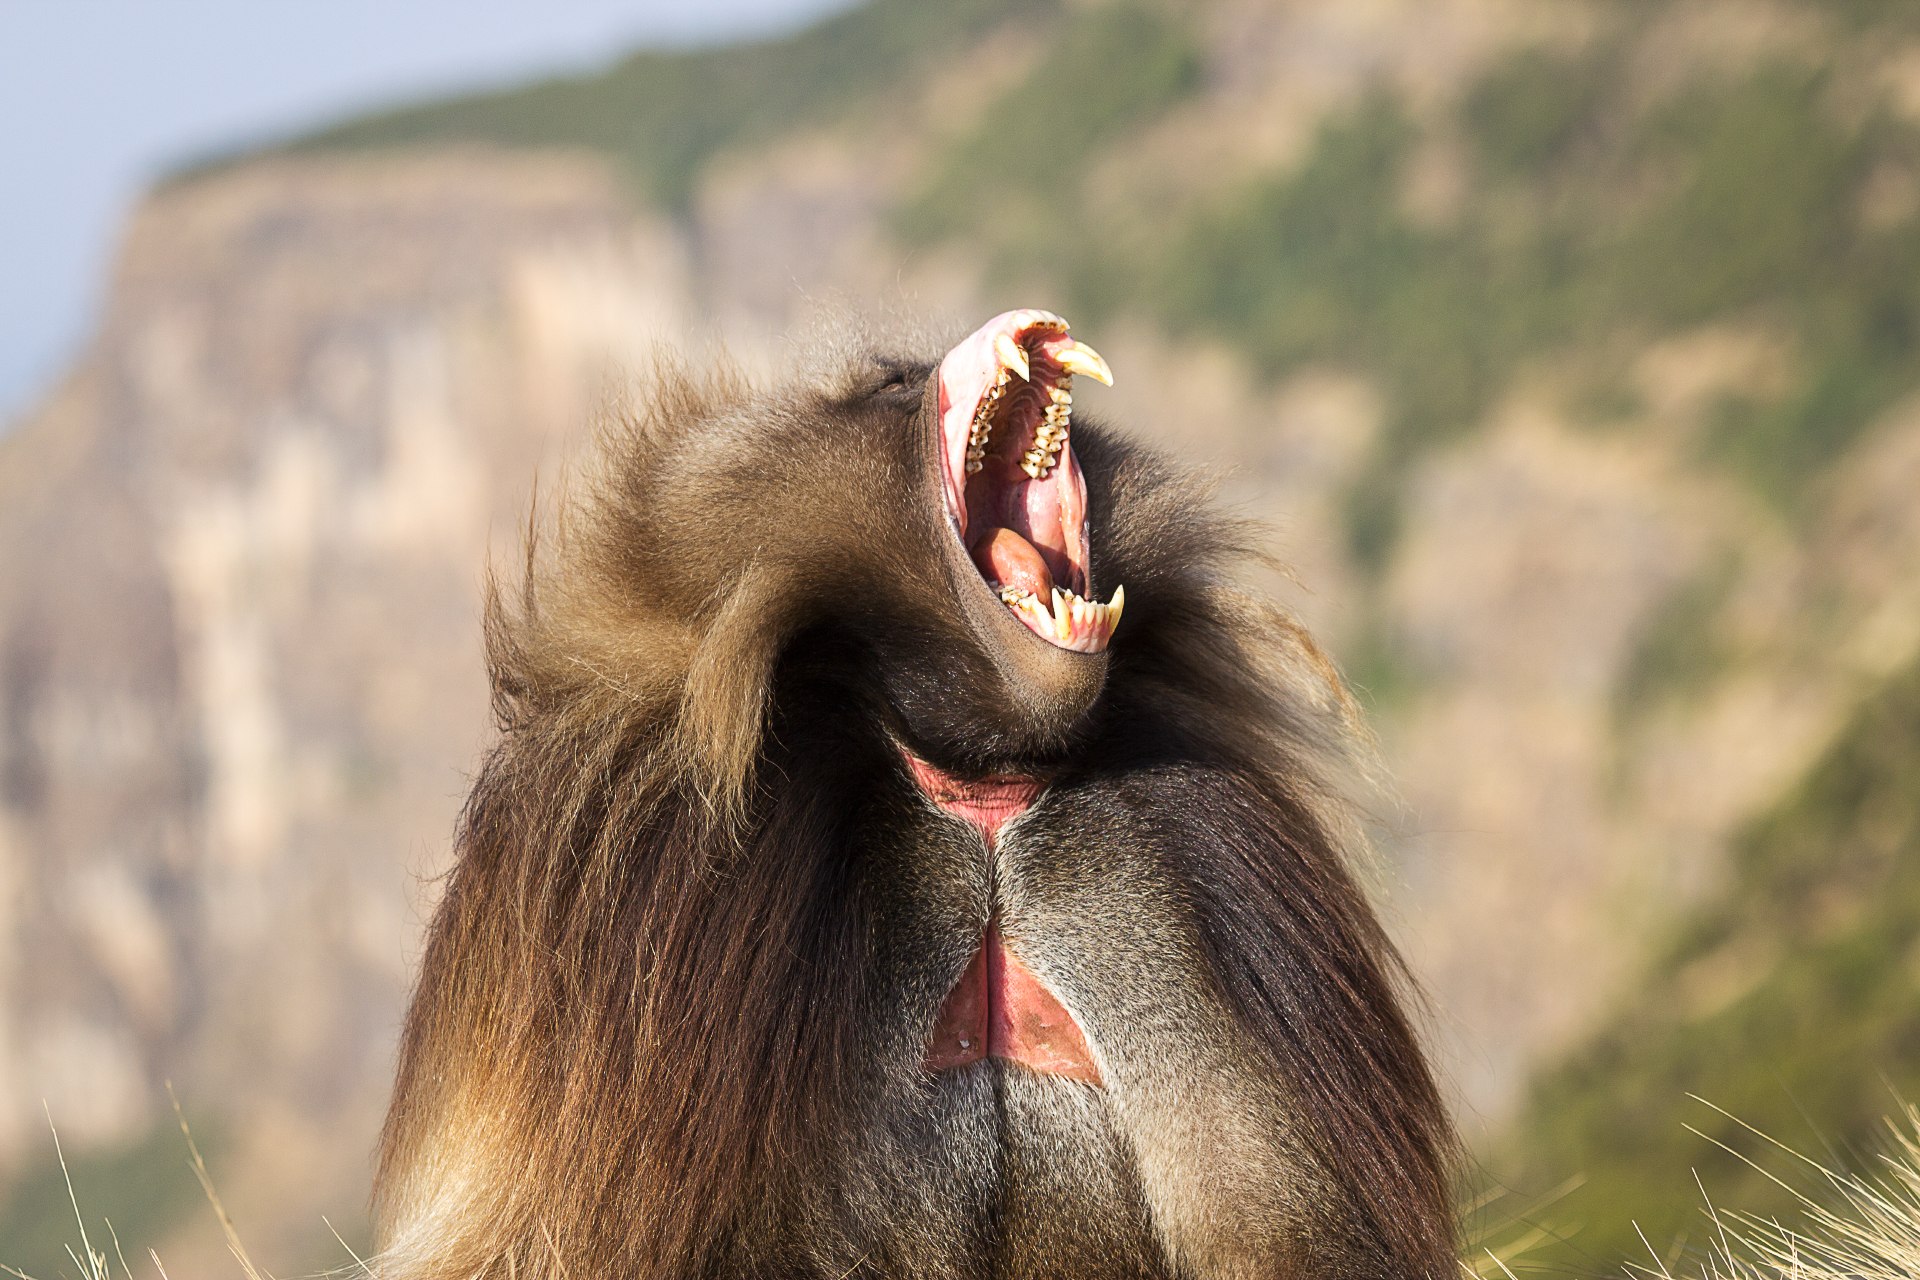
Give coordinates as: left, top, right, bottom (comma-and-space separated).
1119, 55, 1920, 561
888, 21, 1920, 568
265, 0, 1920, 565
1496, 656, 1920, 1274
1611, 554, 1742, 725
229, 0, 1054, 211
894, 2, 1201, 289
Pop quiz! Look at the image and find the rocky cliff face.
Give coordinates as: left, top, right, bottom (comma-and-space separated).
0, 152, 674, 1254
8, 0, 1920, 1264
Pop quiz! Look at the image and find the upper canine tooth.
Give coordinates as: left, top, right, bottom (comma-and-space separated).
1053, 341, 1113, 386
994, 333, 1031, 381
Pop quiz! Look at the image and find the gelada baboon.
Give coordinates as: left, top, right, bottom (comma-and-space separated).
372, 310, 1457, 1279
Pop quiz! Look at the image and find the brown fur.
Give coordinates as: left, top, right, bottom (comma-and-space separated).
372, 329, 1457, 1279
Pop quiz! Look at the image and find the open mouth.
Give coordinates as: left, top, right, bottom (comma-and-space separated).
937, 310, 1124, 654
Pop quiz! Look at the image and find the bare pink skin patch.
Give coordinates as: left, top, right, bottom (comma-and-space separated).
901, 750, 1043, 851
902, 748, 1102, 1086
923, 923, 1103, 1086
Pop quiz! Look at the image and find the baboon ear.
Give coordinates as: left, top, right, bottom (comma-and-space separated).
674, 563, 804, 825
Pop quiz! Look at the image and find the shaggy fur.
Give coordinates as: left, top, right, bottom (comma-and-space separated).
372, 328, 1458, 1279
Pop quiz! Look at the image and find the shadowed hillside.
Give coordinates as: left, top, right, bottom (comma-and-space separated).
1497, 652, 1920, 1273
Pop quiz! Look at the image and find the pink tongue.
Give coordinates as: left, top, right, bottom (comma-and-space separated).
970, 526, 1053, 599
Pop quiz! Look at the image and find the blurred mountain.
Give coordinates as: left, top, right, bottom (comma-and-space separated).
6, 0, 1920, 1270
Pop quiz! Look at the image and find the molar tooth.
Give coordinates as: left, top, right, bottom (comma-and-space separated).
994, 333, 1031, 381
1049, 385, 1073, 406
1052, 341, 1113, 386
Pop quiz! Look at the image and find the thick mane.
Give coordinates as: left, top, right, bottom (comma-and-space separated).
374, 354, 1455, 1279
1084, 432, 1458, 1276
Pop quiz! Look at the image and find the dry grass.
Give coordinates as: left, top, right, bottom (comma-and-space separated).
1473, 1101, 1920, 1280
2, 1088, 367, 1280
1630, 1098, 1920, 1280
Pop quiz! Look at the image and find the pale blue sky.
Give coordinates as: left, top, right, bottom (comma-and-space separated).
0, 0, 852, 424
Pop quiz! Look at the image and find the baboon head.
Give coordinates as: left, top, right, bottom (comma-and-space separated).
589, 309, 1128, 780
374, 308, 1457, 1280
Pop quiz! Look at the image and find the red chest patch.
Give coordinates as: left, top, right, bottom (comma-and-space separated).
900, 748, 1102, 1086
900, 750, 1043, 850
922, 923, 1103, 1086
